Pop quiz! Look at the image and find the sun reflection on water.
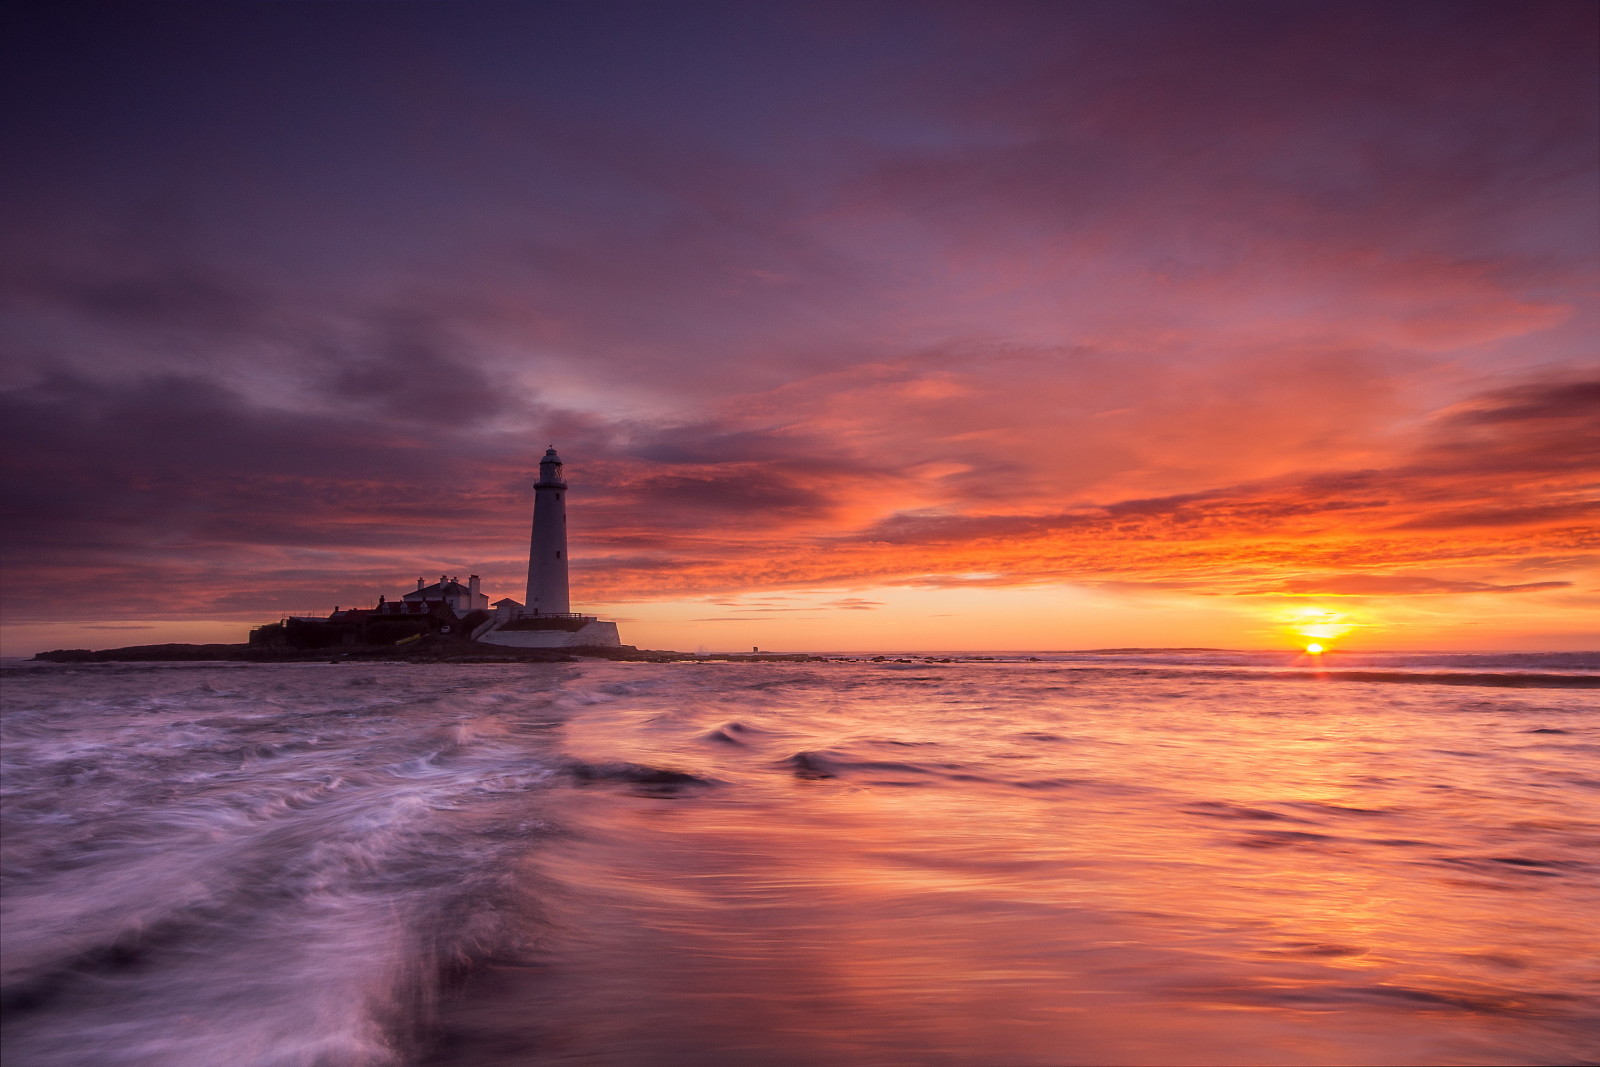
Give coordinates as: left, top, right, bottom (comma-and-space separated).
497, 661, 1600, 1066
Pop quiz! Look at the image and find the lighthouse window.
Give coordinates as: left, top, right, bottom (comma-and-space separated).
556, 551, 562, 559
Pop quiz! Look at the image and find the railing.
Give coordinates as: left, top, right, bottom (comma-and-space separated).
497, 613, 595, 632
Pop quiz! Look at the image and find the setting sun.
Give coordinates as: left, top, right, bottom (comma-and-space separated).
1305, 642, 1326, 654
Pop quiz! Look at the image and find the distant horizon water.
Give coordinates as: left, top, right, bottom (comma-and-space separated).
6, 646, 1598, 660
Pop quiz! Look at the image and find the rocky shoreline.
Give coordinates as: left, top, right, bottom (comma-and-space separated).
30, 637, 822, 665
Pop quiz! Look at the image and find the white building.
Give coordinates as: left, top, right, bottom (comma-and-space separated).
524, 446, 571, 614
400, 575, 489, 616
475, 446, 621, 649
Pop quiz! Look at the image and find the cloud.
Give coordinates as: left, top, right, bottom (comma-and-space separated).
576, 372, 1600, 602
825, 598, 883, 610
1446, 379, 1600, 426
3, 258, 262, 336
0, 369, 552, 618
1248, 575, 1573, 597
331, 313, 525, 425
1391, 503, 1599, 531
6, 363, 1593, 624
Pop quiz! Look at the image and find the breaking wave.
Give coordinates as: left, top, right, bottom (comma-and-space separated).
1, 665, 635, 1066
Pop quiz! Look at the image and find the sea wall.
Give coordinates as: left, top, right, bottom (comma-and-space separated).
475, 619, 622, 649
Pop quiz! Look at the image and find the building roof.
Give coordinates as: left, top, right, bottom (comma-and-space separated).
403, 580, 472, 600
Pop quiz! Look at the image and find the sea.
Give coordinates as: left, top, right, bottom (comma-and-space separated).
2, 650, 1597, 1067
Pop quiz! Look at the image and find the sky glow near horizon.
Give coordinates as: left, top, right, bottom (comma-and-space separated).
2, 0, 1597, 655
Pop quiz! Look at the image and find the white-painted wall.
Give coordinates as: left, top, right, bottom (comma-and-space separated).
476, 620, 620, 648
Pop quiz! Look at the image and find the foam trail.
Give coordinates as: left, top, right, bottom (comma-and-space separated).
1, 664, 579, 1067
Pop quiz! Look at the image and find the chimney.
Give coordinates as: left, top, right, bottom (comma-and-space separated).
469, 575, 480, 597
417, 578, 424, 590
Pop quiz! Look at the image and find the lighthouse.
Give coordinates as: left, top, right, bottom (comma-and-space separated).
524, 446, 570, 614
277, 444, 619, 651
472, 447, 620, 648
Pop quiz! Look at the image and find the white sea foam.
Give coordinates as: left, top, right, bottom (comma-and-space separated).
2, 664, 574, 1067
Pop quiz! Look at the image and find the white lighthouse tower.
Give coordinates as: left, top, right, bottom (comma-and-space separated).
475, 445, 621, 649
525, 446, 570, 614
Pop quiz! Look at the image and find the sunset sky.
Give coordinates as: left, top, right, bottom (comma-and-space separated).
2, 0, 1596, 655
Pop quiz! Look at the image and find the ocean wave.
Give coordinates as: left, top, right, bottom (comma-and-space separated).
1266, 669, 1599, 688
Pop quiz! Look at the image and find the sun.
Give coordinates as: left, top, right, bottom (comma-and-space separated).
1304, 642, 1325, 654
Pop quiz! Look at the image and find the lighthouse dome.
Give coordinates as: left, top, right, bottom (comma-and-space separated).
535, 446, 567, 489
